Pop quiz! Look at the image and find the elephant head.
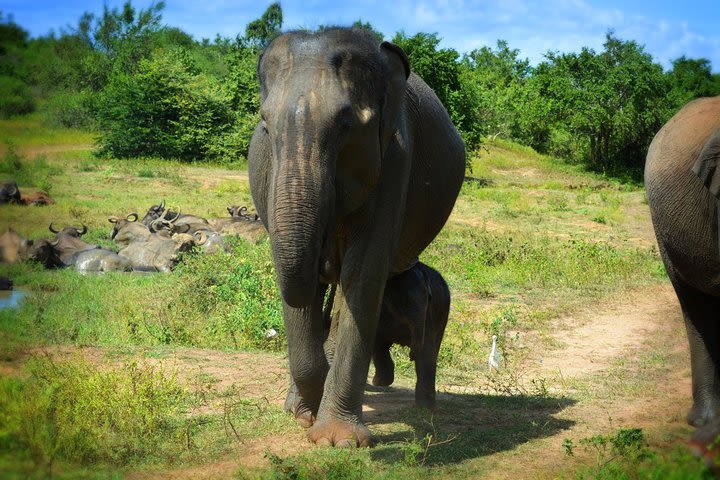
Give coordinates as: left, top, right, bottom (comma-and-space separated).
253, 28, 410, 308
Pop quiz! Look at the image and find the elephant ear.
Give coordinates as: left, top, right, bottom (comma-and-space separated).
379, 41, 410, 153
692, 128, 720, 198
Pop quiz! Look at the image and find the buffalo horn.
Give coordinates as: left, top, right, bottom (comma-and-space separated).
195, 230, 208, 245
49, 223, 60, 234
77, 224, 87, 236
165, 210, 181, 223
127, 212, 139, 222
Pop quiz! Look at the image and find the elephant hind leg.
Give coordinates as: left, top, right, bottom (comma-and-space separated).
413, 312, 449, 411
372, 343, 395, 387
673, 276, 720, 427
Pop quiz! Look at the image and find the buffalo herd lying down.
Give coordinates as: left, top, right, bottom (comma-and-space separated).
0, 200, 265, 273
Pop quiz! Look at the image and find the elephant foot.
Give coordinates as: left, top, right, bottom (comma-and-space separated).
414, 392, 436, 411
307, 416, 372, 447
688, 421, 720, 474
371, 371, 394, 387
687, 401, 720, 427
284, 383, 316, 428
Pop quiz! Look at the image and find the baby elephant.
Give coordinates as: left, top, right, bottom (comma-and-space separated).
372, 262, 450, 410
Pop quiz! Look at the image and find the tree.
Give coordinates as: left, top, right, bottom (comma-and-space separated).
244, 2, 282, 49
461, 40, 531, 142
351, 20, 384, 42
667, 56, 720, 107
531, 33, 672, 171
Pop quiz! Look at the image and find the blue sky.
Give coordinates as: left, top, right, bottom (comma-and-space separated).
4, 0, 720, 71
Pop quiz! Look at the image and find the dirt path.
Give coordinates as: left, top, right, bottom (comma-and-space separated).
484, 283, 692, 479
536, 283, 682, 378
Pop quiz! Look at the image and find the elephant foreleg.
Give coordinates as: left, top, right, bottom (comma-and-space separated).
283, 285, 329, 427
307, 271, 387, 447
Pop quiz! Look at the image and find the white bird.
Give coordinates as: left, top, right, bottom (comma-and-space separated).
488, 334, 501, 372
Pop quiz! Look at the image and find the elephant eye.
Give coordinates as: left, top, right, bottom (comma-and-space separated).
260, 119, 269, 134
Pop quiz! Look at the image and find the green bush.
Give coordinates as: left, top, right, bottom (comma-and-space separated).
0, 75, 34, 118
96, 48, 236, 162
42, 89, 98, 129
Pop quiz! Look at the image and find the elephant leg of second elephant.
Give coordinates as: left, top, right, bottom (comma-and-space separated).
283, 286, 330, 428
674, 278, 720, 428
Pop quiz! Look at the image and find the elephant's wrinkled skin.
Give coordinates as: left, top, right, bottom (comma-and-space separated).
645, 96, 720, 448
248, 28, 464, 447
372, 262, 450, 411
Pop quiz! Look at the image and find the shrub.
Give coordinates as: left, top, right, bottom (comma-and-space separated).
42, 89, 98, 129
0, 356, 185, 470
0, 75, 34, 118
96, 48, 236, 162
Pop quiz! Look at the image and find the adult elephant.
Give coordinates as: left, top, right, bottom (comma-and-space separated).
645, 96, 720, 452
248, 28, 465, 447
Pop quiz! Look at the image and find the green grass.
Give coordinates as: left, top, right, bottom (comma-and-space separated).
0, 113, 95, 147
0, 355, 297, 478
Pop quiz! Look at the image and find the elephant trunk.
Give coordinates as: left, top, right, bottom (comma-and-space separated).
269, 100, 334, 308
270, 169, 331, 308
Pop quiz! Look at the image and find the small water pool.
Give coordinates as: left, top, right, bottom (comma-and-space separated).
0, 289, 27, 310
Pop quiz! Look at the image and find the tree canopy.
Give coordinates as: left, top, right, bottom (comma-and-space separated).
1, 3, 719, 174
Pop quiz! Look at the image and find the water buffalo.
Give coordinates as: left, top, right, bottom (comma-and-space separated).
20, 191, 54, 206
118, 233, 195, 272
47, 223, 99, 264
208, 205, 261, 231
28, 238, 65, 268
228, 205, 259, 220
67, 249, 133, 273
192, 229, 227, 254
219, 218, 266, 242
109, 213, 152, 246
30, 238, 131, 272
0, 228, 32, 264
141, 200, 208, 228
205, 205, 266, 242
0, 181, 20, 204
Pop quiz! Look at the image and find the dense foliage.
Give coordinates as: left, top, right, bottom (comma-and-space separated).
1, 4, 719, 172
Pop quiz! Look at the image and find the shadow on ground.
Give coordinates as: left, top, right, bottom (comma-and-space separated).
363, 384, 576, 465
